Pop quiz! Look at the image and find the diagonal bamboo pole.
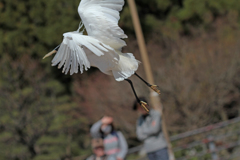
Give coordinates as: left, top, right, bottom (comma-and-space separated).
127, 0, 175, 159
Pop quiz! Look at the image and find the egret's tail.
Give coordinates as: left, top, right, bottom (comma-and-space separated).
112, 53, 140, 81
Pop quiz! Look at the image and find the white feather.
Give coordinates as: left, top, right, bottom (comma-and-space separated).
78, 0, 127, 50
52, 32, 116, 75
49, 0, 139, 81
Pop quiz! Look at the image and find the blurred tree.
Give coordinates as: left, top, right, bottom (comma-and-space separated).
120, 0, 240, 39
0, 0, 80, 58
0, 55, 89, 160
0, 0, 89, 159
149, 20, 240, 132
0, 0, 240, 159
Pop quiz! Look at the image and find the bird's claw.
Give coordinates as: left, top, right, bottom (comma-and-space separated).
150, 85, 161, 94
140, 101, 149, 113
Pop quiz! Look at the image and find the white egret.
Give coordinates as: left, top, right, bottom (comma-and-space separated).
43, 0, 160, 112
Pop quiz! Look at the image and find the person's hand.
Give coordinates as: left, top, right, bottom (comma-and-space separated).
117, 157, 123, 160
101, 116, 113, 125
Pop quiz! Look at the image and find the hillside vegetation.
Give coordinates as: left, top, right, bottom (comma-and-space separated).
0, 0, 240, 159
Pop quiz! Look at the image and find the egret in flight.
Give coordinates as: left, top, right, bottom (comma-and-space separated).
43, 0, 160, 112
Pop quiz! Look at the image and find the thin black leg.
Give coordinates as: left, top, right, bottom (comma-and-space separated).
125, 79, 140, 103
125, 79, 149, 112
134, 73, 151, 87
134, 73, 161, 95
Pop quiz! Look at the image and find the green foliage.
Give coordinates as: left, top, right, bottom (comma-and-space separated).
0, 0, 240, 159
0, 0, 89, 159
0, 55, 88, 159
120, 0, 240, 39
0, 0, 80, 59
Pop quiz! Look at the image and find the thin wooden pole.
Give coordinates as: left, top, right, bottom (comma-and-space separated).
127, 0, 175, 159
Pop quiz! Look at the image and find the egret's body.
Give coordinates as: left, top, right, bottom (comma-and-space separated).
44, 0, 160, 112
50, 0, 139, 81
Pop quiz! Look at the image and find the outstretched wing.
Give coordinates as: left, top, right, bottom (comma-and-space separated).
78, 0, 127, 50
52, 32, 117, 75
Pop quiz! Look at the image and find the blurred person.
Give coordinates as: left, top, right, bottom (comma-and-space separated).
133, 97, 169, 160
90, 116, 128, 160
86, 138, 112, 160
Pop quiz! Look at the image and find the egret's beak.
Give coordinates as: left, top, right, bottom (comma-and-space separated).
43, 50, 57, 59
43, 44, 61, 59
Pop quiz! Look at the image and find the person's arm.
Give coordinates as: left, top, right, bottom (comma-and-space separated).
116, 131, 128, 160
141, 110, 161, 136
90, 120, 102, 138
